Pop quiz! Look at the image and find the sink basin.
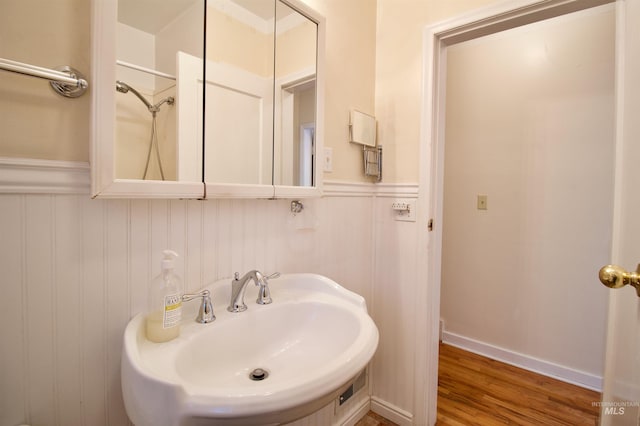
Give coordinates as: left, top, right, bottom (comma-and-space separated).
121, 273, 379, 426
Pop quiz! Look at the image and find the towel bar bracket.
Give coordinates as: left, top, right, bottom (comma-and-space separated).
48, 66, 88, 98
0, 58, 88, 98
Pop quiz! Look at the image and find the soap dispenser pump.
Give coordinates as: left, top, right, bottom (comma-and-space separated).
146, 250, 183, 343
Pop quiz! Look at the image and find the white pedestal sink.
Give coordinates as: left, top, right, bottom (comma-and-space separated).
121, 273, 379, 426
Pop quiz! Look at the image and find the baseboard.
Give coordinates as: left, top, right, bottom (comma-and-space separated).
370, 397, 413, 426
340, 397, 371, 426
441, 331, 603, 391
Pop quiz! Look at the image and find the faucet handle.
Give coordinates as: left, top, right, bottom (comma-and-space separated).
256, 272, 280, 305
182, 290, 215, 323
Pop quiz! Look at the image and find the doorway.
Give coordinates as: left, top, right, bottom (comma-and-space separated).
439, 2, 614, 389
416, 0, 618, 423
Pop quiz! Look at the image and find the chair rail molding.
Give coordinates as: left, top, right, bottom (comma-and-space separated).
0, 157, 90, 194
323, 180, 418, 198
0, 160, 419, 200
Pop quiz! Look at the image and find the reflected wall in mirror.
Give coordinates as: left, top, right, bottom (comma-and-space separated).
273, 0, 318, 187
203, 0, 275, 185
204, 0, 318, 187
116, 0, 204, 182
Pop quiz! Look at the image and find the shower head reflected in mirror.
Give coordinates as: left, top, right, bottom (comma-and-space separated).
115, 80, 174, 113
114, 80, 175, 180
115, 80, 130, 94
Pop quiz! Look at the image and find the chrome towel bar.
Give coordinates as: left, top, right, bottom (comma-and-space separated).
0, 57, 88, 98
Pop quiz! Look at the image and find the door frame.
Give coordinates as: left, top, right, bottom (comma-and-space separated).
416, 0, 617, 424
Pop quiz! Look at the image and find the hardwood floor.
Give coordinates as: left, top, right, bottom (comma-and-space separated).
437, 343, 601, 425
355, 411, 399, 426
356, 344, 599, 425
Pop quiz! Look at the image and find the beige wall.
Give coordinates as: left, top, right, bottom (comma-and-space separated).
275, 18, 317, 79
206, 6, 272, 77
117, 23, 155, 91
374, 0, 501, 183
302, 0, 377, 182
0, 0, 91, 162
440, 6, 615, 377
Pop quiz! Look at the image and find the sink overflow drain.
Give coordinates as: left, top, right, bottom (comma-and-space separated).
249, 368, 269, 381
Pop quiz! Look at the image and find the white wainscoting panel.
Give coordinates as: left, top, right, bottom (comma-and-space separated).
369, 193, 420, 418
1, 195, 27, 423
1, 189, 420, 426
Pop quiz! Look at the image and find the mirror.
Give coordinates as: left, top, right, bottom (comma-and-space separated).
116, 0, 204, 183
91, 0, 323, 199
273, 0, 318, 187
203, 0, 321, 193
203, 0, 275, 186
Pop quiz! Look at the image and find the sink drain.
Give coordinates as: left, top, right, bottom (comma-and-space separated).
249, 368, 269, 381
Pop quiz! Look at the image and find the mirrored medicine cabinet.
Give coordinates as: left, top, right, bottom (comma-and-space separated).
91, 0, 324, 199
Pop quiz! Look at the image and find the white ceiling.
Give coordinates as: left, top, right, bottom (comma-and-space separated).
232, 0, 275, 20
118, 0, 200, 34
118, 0, 295, 35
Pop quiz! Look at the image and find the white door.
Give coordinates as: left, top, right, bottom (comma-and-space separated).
599, 1, 640, 424
204, 61, 273, 185
176, 51, 203, 182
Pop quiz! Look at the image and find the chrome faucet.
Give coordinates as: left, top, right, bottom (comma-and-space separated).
182, 289, 215, 323
227, 270, 280, 313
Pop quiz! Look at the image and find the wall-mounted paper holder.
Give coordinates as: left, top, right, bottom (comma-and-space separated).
363, 145, 382, 182
349, 110, 382, 182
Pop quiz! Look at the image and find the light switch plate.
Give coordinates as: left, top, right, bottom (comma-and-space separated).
323, 148, 333, 172
477, 194, 488, 210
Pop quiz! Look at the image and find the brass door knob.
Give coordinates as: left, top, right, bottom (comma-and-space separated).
598, 264, 640, 296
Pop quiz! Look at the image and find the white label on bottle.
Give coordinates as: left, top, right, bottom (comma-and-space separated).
163, 293, 182, 329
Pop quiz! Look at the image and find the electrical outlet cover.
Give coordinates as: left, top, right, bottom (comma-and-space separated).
393, 200, 416, 222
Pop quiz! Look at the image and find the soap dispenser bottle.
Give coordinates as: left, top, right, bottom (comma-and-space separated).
146, 250, 183, 343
